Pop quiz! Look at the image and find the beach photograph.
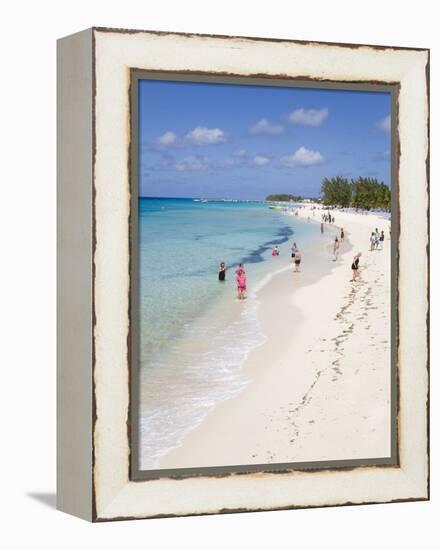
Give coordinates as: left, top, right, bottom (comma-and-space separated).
136, 78, 393, 472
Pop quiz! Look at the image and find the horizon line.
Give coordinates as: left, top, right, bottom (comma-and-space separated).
138, 194, 321, 200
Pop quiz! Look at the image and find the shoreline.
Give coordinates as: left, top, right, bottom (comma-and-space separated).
139, 212, 339, 469
157, 205, 391, 469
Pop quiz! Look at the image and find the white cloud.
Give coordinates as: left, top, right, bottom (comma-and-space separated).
175, 156, 210, 172
184, 126, 228, 145
156, 131, 177, 147
234, 148, 247, 157
249, 118, 284, 135
287, 108, 328, 127
376, 115, 391, 132
155, 126, 228, 148
281, 146, 324, 167
253, 155, 270, 166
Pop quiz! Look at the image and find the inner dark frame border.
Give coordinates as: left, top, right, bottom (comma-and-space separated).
129, 70, 400, 482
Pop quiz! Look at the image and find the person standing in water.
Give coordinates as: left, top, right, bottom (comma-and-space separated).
218, 262, 226, 282
321, 222, 324, 234
294, 249, 302, 272
235, 264, 247, 300
351, 252, 362, 281
333, 236, 340, 261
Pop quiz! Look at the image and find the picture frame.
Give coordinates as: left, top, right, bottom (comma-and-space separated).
57, 27, 429, 521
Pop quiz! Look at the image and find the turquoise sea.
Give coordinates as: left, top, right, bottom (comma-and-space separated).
138, 197, 339, 469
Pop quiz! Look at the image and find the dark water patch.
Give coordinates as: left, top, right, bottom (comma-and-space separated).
160, 225, 294, 278
235, 225, 294, 266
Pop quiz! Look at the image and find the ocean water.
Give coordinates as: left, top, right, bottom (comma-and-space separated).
138, 197, 338, 469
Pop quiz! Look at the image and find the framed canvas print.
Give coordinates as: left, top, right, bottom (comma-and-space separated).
57, 27, 429, 521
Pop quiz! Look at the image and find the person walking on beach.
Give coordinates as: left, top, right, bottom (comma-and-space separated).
235, 264, 247, 300
380, 230, 385, 248
351, 252, 362, 281
218, 262, 227, 282
376, 231, 382, 250
376, 232, 381, 250
340, 227, 344, 241
291, 242, 297, 260
370, 231, 376, 251
374, 228, 380, 250
294, 249, 302, 272
333, 236, 340, 261
320, 222, 324, 234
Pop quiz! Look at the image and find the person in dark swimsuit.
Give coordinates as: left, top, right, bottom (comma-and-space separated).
351, 252, 362, 281
294, 249, 302, 272
218, 262, 226, 282
340, 227, 344, 240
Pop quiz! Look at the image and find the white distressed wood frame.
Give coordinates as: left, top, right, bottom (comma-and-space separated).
57, 27, 429, 522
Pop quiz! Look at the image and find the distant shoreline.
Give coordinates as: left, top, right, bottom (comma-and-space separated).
138, 196, 391, 213
139, 196, 270, 203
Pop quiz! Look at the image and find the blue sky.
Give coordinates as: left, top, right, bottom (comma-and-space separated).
139, 79, 391, 199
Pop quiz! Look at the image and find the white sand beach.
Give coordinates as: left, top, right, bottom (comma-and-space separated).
158, 206, 392, 469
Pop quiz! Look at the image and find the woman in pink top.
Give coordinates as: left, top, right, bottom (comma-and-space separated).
235, 263, 247, 300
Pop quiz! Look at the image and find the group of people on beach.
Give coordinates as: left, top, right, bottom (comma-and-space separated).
218, 240, 304, 300
370, 228, 385, 251
271, 241, 302, 271
218, 211, 388, 300
349, 225, 387, 280
322, 212, 335, 224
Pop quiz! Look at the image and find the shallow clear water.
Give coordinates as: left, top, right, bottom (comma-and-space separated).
138, 198, 339, 469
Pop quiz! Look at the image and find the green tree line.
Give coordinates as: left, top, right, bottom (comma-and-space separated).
320, 176, 391, 209
266, 193, 304, 202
